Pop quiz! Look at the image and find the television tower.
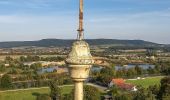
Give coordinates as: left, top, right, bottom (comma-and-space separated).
66, 0, 94, 100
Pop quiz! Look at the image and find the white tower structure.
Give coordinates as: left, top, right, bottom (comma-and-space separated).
65, 0, 94, 100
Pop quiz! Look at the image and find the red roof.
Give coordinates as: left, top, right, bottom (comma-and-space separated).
112, 78, 125, 85
117, 83, 135, 90
111, 78, 135, 90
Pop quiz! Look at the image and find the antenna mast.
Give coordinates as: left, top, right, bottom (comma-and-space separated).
77, 0, 84, 40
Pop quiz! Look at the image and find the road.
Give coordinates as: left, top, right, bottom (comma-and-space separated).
0, 83, 107, 93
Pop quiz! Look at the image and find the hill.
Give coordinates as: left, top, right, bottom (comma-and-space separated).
0, 39, 163, 48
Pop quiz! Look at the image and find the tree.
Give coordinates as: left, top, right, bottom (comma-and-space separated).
96, 68, 114, 86
96, 74, 112, 86
109, 86, 119, 98
162, 94, 170, 100
0, 74, 13, 89
146, 49, 156, 56
62, 94, 73, 100
135, 65, 143, 75
63, 89, 74, 100
49, 80, 62, 100
109, 86, 132, 100
115, 94, 132, 100
36, 94, 51, 100
127, 68, 136, 78
0, 64, 6, 72
30, 63, 42, 70
20, 56, 27, 62
145, 91, 156, 100
5, 56, 13, 61
133, 86, 146, 100
157, 77, 170, 100
147, 67, 156, 75
84, 85, 101, 100
100, 67, 115, 76
148, 85, 159, 97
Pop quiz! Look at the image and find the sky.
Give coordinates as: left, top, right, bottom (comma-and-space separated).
0, 0, 170, 44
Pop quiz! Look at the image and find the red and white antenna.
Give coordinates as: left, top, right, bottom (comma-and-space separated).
77, 0, 84, 40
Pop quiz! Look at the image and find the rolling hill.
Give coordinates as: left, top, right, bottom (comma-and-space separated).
0, 39, 163, 48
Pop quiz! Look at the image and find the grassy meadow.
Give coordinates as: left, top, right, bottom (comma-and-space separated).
0, 86, 73, 100
126, 76, 164, 88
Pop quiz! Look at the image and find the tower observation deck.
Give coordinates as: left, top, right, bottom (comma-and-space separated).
66, 0, 94, 100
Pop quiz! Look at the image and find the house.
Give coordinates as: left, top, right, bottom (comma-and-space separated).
109, 78, 137, 91
4, 64, 10, 67
23, 61, 65, 67
117, 83, 137, 91
109, 78, 125, 87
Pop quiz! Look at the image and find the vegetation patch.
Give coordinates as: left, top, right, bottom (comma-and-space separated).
126, 76, 164, 88
0, 86, 73, 100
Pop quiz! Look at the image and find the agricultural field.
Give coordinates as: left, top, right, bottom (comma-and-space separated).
0, 55, 66, 60
126, 76, 164, 88
0, 86, 73, 100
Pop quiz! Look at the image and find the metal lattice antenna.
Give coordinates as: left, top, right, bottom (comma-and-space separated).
77, 0, 84, 40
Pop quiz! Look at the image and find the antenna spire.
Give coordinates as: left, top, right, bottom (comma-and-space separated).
77, 0, 84, 40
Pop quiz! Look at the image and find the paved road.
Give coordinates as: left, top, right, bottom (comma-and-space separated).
0, 83, 107, 93
86, 83, 107, 92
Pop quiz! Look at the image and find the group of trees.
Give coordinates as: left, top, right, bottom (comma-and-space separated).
36, 79, 100, 100
0, 74, 13, 89
107, 77, 170, 100
84, 85, 101, 100
91, 67, 115, 86
115, 66, 144, 78
157, 77, 170, 99
45, 76, 170, 100
33, 76, 170, 100
0, 55, 69, 90
91, 65, 162, 86
49, 80, 62, 100
0, 64, 5, 72
20, 55, 65, 62
0, 73, 73, 90
0, 74, 48, 90
159, 61, 170, 75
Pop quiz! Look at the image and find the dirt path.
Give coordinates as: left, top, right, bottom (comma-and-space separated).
0, 83, 107, 93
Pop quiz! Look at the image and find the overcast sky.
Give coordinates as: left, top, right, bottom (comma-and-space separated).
0, 0, 170, 44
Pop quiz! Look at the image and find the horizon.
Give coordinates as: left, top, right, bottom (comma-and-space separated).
0, 0, 170, 44
0, 38, 167, 44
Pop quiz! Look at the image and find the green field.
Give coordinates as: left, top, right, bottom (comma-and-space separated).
126, 76, 164, 88
0, 86, 73, 100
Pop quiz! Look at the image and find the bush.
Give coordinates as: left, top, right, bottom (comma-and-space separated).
84, 85, 101, 100
0, 74, 13, 89
36, 94, 51, 100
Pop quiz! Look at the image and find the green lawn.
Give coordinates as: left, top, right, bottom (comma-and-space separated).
126, 76, 164, 88
0, 86, 73, 100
